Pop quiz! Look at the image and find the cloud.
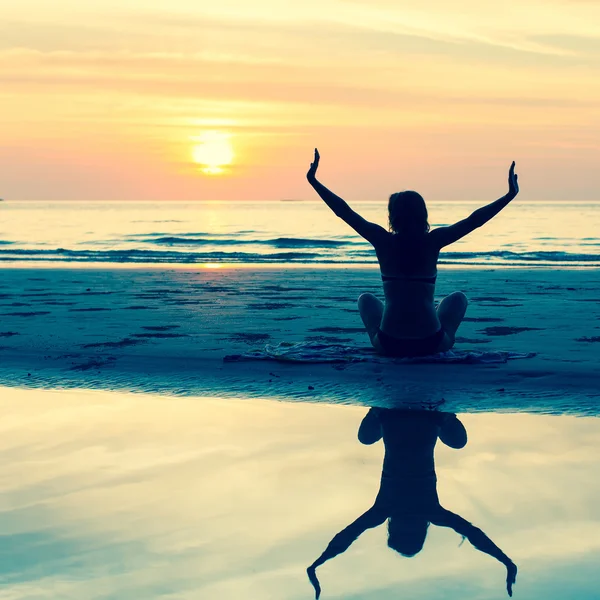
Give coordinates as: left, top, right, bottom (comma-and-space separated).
3, 1, 600, 199
2, 46, 598, 112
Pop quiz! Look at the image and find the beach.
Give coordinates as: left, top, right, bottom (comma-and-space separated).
5, 0, 600, 593
1, 201, 599, 598
0, 266, 598, 415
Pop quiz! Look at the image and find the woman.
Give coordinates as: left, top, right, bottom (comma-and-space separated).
307, 408, 518, 598
306, 149, 520, 357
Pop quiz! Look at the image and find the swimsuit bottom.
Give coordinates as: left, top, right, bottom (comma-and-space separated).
376, 327, 445, 358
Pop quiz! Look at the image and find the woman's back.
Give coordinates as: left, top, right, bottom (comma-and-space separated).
377, 410, 440, 511
379, 410, 439, 479
375, 233, 441, 337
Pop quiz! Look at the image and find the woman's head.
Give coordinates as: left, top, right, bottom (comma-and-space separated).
388, 191, 429, 236
387, 516, 430, 557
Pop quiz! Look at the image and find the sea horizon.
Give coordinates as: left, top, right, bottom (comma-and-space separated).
1, 200, 598, 267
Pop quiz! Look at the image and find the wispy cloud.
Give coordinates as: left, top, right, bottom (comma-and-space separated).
2, 1, 600, 199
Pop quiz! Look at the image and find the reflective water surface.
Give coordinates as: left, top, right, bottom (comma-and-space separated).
1, 201, 599, 266
1, 387, 600, 599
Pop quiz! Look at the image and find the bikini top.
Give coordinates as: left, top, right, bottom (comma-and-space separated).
381, 272, 437, 285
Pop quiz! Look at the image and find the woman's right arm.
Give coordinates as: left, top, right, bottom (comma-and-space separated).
430, 162, 519, 249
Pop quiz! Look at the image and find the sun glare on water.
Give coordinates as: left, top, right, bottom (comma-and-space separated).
191, 131, 235, 175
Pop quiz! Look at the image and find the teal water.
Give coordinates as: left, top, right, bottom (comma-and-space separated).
0, 200, 598, 266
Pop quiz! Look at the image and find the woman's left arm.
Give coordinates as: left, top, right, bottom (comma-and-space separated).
307, 506, 387, 599
431, 508, 517, 597
307, 149, 388, 246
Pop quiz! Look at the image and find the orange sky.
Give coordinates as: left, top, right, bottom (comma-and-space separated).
2, 0, 600, 200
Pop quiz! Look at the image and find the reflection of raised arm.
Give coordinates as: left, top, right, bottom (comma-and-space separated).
307, 506, 387, 599
306, 149, 388, 246
432, 508, 517, 597
430, 162, 520, 248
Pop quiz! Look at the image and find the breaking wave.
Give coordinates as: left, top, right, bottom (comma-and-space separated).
0, 246, 597, 266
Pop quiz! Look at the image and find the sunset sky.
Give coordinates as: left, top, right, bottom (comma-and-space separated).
2, 0, 600, 201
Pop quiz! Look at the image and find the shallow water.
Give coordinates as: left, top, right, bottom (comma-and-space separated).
1, 387, 600, 599
0, 201, 599, 266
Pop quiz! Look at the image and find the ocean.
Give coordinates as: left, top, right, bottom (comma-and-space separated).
0, 200, 599, 267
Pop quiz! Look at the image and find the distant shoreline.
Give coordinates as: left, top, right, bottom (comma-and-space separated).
3, 198, 600, 203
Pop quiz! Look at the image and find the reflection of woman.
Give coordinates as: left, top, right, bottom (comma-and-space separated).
307, 409, 517, 598
306, 150, 520, 357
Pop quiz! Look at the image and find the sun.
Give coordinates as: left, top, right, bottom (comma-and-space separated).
191, 131, 234, 175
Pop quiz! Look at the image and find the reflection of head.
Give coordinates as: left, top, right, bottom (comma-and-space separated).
387, 516, 430, 557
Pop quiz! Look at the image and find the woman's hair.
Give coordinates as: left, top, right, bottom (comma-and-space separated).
387, 516, 430, 557
388, 191, 430, 236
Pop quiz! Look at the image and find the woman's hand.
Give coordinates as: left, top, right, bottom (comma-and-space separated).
508, 161, 519, 200
307, 148, 320, 183
505, 560, 517, 597
307, 565, 322, 599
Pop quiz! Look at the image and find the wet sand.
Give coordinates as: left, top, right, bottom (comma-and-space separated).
0, 267, 598, 414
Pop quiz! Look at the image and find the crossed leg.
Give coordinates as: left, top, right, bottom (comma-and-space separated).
436, 291, 468, 352
358, 290, 468, 354
357, 292, 384, 351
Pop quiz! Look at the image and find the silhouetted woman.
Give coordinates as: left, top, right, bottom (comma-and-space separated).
307, 409, 517, 598
306, 150, 520, 357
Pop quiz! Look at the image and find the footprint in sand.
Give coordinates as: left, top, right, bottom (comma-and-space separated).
229, 333, 271, 345
70, 357, 116, 371
306, 335, 354, 343
247, 303, 295, 310
455, 336, 492, 344
480, 326, 542, 336
309, 326, 366, 334
1, 311, 51, 317
124, 305, 155, 310
133, 333, 188, 339
463, 317, 504, 323
82, 338, 146, 349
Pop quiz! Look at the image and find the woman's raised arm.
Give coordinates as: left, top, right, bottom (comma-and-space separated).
307, 149, 388, 246
307, 506, 387, 599
431, 507, 517, 596
430, 162, 520, 249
